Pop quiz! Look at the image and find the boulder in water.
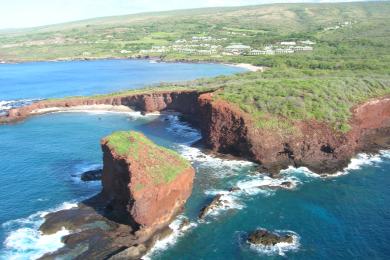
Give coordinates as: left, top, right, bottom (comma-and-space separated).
81, 169, 103, 181
247, 229, 293, 246
198, 194, 227, 219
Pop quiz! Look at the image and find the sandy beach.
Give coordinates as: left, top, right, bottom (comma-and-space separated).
229, 63, 265, 72
31, 104, 137, 115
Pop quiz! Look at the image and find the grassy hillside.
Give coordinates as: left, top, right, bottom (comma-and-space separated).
0, 1, 389, 63
1, 1, 389, 133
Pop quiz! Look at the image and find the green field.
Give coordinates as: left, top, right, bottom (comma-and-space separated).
1, 1, 389, 133
104, 131, 191, 185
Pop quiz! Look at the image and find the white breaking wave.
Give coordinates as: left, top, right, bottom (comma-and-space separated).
202, 190, 245, 218
323, 150, 390, 178
0, 99, 40, 115
143, 216, 197, 260
49, 109, 160, 119
202, 173, 300, 217
276, 150, 390, 179
246, 229, 300, 256
235, 174, 300, 195
3, 228, 70, 260
177, 145, 254, 176
70, 162, 102, 185
1, 201, 78, 260
164, 114, 201, 141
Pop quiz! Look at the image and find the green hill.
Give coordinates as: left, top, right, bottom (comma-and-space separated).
0, 1, 389, 63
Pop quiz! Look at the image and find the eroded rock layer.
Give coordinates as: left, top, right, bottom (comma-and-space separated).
198, 93, 390, 174
2, 89, 389, 174
101, 131, 195, 239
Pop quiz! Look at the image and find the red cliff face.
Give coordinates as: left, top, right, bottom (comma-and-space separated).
101, 131, 195, 239
198, 93, 390, 174
1, 90, 201, 124
2, 89, 389, 175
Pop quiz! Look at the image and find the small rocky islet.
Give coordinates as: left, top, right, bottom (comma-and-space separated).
39, 131, 195, 259
247, 229, 294, 246
80, 169, 103, 182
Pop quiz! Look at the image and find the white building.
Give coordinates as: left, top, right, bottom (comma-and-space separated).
299, 40, 316, 45
293, 46, 313, 51
225, 44, 251, 54
275, 48, 294, 54
249, 50, 266, 55
175, 39, 187, 44
280, 41, 296, 46
249, 49, 275, 55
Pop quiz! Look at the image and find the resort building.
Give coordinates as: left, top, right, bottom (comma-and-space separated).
225, 44, 251, 54
293, 46, 314, 51
299, 40, 316, 45
275, 48, 294, 54
280, 41, 296, 46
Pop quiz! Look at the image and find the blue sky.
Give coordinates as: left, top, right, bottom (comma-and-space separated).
0, 0, 367, 29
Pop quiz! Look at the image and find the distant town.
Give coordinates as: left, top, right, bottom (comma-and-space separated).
135, 36, 316, 57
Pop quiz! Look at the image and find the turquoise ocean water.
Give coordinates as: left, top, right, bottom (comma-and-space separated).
0, 60, 389, 259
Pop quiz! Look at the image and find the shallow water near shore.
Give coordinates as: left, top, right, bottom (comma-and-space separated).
0, 59, 245, 107
0, 111, 389, 259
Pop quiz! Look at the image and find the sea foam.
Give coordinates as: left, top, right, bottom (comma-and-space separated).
0, 99, 40, 116
1, 201, 77, 260
165, 114, 201, 141
70, 162, 102, 185
245, 229, 300, 256
143, 216, 197, 260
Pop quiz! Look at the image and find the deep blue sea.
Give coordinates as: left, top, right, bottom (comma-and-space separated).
0, 60, 389, 260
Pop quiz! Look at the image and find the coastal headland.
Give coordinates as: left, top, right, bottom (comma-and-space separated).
2, 87, 389, 175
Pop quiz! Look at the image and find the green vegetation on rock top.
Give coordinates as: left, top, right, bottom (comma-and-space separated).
104, 131, 191, 184
200, 69, 390, 133
46, 84, 214, 102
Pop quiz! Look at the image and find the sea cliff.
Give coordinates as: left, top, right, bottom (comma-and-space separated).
1, 90, 389, 175
198, 93, 390, 174
101, 131, 195, 239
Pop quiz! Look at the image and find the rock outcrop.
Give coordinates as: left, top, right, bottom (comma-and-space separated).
198, 194, 227, 219
247, 229, 294, 246
101, 131, 195, 239
38, 131, 195, 259
80, 169, 103, 182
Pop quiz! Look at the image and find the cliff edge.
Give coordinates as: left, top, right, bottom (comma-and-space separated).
198, 93, 390, 174
101, 131, 195, 239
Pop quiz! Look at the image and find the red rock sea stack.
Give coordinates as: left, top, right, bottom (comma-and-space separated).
101, 131, 195, 240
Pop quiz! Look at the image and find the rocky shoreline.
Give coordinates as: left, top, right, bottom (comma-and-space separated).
0, 57, 262, 72
1, 88, 389, 259
2, 89, 389, 175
